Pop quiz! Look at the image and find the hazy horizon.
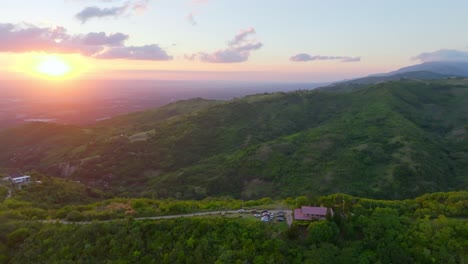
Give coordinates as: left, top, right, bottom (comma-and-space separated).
0, 79, 330, 129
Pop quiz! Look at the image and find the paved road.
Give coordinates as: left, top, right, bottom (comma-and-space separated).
40, 210, 294, 226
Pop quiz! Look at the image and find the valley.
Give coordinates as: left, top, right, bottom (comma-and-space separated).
0, 80, 322, 129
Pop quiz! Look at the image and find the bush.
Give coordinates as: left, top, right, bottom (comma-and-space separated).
7, 228, 30, 247
66, 210, 84, 222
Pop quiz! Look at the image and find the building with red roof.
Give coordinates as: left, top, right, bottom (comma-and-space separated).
294, 206, 332, 221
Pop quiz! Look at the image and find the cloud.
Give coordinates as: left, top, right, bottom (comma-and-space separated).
76, 6, 127, 23
229, 27, 256, 46
0, 23, 65, 52
413, 49, 468, 62
290, 53, 361, 63
186, 13, 197, 26
75, 0, 151, 23
95, 44, 172, 60
341, 57, 361, 62
191, 27, 263, 63
131, 0, 151, 13
77, 32, 128, 46
59, 32, 130, 56
70, 0, 124, 2
198, 50, 252, 63
0, 23, 171, 61
184, 54, 197, 61
187, 0, 208, 26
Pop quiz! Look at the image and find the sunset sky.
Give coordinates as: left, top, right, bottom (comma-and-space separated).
1, 0, 468, 82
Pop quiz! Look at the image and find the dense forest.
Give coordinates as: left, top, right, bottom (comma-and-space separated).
0, 78, 467, 200
0, 188, 466, 263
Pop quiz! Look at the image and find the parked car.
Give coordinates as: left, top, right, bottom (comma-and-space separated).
277, 216, 285, 222
254, 214, 261, 218
237, 209, 246, 213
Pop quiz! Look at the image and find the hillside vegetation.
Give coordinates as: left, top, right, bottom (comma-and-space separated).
0, 79, 467, 199
0, 191, 466, 263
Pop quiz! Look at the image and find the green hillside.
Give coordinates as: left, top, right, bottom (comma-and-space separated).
0, 79, 467, 199
1, 191, 466, 263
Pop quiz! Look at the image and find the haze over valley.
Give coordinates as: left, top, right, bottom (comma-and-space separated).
0, 80, 323, 129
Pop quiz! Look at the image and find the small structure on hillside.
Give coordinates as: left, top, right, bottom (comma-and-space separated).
294, 206, 333, 221
10, 175, 31, 185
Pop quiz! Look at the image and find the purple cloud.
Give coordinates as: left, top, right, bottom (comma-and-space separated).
290, 53, 361, 63
0, 23, 64, 52
75, 0, 151, 23
192, 27, 263, 63
229, 27, 256, 46
95, 44, 172, 60
76, 6, 127, 23
198, 50, 250, 63
341, 57, 361, 62
413, 49, 468, 62
0, 23, 171, 61
76, 32, 128, 46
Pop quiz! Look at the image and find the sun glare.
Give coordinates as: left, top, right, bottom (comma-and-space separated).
36, 56, 71, 78
9, 53, 90, 80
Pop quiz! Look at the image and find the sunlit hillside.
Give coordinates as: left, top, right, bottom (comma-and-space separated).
0, 79, 466, 200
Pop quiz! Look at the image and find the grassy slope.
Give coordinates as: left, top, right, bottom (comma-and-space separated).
0, 80, 466, 199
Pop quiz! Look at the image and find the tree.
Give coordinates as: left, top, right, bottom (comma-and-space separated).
7, 228, 30, 247
66, 210, 84, 222
307, 221, 339, 245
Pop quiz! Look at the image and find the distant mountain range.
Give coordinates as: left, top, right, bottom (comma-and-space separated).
324, 61, 468, 91
387, 61, 468, 77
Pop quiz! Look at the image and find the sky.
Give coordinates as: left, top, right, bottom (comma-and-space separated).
0, 0, 467, 82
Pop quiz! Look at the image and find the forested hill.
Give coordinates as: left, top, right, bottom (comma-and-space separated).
1, 191, 467, 263
0, 79, 467, 199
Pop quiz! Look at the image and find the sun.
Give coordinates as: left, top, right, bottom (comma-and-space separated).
12, 53, 91, 80
35, 55, 72, 78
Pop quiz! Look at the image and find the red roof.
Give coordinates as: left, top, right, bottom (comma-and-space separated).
301, 206, 329, 216
294, 208, 311, 221
294, 206, 333, 221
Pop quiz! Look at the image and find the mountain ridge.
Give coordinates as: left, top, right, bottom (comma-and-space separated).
326, 61, 468, 91
0, 79, 467, 199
